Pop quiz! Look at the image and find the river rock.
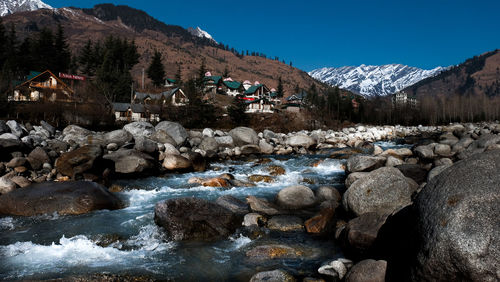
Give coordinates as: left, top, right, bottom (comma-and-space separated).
6, 120, 26, 137
267, 215, 304, 232
395, 164, 428, 185
215, 195, 249, 215
201, 177, 231, 188
248, 174, 274, 183
62, 125, 92, 145
343, 167, 418, 217
286, 134, 316, 148
276, 185, 316, 210
47, 139, 69, 153
215, 136, 234, 148
241, 144, 261, 155
0, 120, 9, 134
0, 176, 16, 194
155, 121, 188, 145
40, 121, 55, 136
199, 137, 219, 152
162, 154, 192, 171
103, 129, 133, 147
163, 143, 180, 155
246, 244, 303, 260
123, 121, 155, 138
434, 143, 451, 156
305, 207, 335, 234
154, 197, 240, 241
346, 155, 386, 172
150, 129, 177, 146
247, 196, 280, 215
345, 172, 369, 188
243, 213, 267, 227
385, 156, 404, 167
250, 269, 296, 282
266, 165, 286, 176
229, 127, 258, 146
413, 150, 500, 281
6, 157, 26, 168
10, 176, 31, 188
55, 145, 102, 178
415, 145, 435, 159
426, 164, 452, 182
134, 136, 158, 154
318, 258, 353, 280
250, 270, 295, 282
457, 133, 500, 160
345, 259, 387, 282
27, 147, 50, 170
0, 181, 122, 216
259, 139, 274, 154
344, 212, 389, 251
103, 149, 155, 174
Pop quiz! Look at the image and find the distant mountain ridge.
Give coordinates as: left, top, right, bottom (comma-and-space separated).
188, 26, 217, 44
0, 0, 52, 16
309, 64, 445, 97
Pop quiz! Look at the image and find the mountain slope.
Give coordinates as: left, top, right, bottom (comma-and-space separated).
0, 0, 51, 16
188, 26, 217, 44
2, 4, 322, 95
309, 64, 445, 97
404, 50, 500, 97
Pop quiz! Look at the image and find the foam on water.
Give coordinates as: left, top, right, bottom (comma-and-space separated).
0, 217, 15, 230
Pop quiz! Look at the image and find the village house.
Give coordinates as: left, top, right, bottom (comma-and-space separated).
164, 78, 177, 88
134, 88, 189, 106
392, 91, 418, 109
284, 91, 307, 112
218, 78, 243, 96
9, 70, 75, 103
203, 72, 222, 95
112, 103, 161, 122
243, 82, 275, 113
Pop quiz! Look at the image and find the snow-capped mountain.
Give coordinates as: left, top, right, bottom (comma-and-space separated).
187, 26, 217, 43
0, 0, 52, 16
309, 64, 446, 97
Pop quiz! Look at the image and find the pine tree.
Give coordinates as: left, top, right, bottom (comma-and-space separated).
277, 77, 284, 98
79, 39, 94, 76
223, 65, 230, 77
196, 58, 207, 90
146, 50, 165, 87
227, 96, 249, 125
54, 23, 71, 73
175, 64, 182, 86
34, 28, 55, 71
0, 18, 7, 67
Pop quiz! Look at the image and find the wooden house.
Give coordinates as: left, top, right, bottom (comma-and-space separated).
203, 72, 222, 95
134, 88, 188, 106
165, 78, 177, 88
112, 103, 161, 122
218, 78, 243, 96
243, 83, 275, 113
10, 70, 74, 102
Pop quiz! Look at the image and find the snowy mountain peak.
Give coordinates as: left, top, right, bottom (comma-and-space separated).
309, 64, 446, 97
187, 26, 217, 43
0, 0, 52, 17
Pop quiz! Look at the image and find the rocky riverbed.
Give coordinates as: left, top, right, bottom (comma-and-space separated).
0, 120, 499, 281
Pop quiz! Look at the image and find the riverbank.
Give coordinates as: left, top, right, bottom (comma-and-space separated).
0, 120, 499, 281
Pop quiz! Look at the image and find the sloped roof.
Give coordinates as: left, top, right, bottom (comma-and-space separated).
222, 80, 242, 90
16, 70, 74, 94
166, 78, 176, 84
244, 84, 261, 94
161, 87, 182, 99
112, 102, 131, 112
203, 75, 222, 85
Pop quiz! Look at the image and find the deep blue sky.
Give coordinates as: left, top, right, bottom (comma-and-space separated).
45, 0, 500, 71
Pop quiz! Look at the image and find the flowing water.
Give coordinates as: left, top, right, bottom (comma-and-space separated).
0, 145, 405, 281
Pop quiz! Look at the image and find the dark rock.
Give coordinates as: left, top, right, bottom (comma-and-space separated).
123, 122, 155, 138
134, 136, 158, 154
6, 120, 26, 137
183, 152, 206, 172
0, 181, 122, 216
413, 150, 500, 281
266, 165, 286, 176
345, 259, 387, 282
55, 145, 102, 178
0, 120, 9, 134
216, 195, 249, 215
103, 129, 133, 147
47, 139, 69, 153
395, 164, 428, 185
267, 215, 304, 232
241, 144, 261, 155
6, 157, 26, 168
344, 212, 389, 252
40, 120, 56, 136
154, 197, 240, 241
199, 137, 219, 152
27, 147, 50, 170
315, 186, 341, 203
150, 129, 177, 146
304, 207, 335, 234
247, 196, 281, 215
346, 155, 386, 172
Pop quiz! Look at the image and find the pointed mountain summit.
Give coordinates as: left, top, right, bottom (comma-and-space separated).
309, 64, 446, 97
0, 0, 52, 17
188, 26, 217, 44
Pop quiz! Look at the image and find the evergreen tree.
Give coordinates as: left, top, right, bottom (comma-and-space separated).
79, 39, 95, 76
54, 24, 71, 73
146, 50, 165, 87
223, 65, 230, 77
227, 96, 249, 125
0, 18, 7, 67
34, 28, 55, 71
196, 58, 207, 90
175, 64, 182, 85
276, 77, 284, 98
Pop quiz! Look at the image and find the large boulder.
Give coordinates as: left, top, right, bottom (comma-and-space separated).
103, 149, 155, 174
134, 136, 158, 154
0, 181, 122, 216
229, 127, 258, 147
155, 121, 188, 145
346, 155, 386, 172
40, 120, 56, 136
249, 269, 295, 282
345, 259, 387, 282
286, 134, 316, 148
123, 122, 155, 138
413, 150, 500, 281
199, 137, 219, 152
6, 120, 26, 137
62, 125, 92, 145
55, 145, 102, 178
150, 130, 177, 146
343, 167, 418, 216
162, 154, 192, 171
154, 197, 240, 241
103, 129, 133, 147
276, 185, 316, 210
215, 195, 249, 215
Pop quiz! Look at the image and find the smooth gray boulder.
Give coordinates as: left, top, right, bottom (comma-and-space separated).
40, 121, 56, 136
215, 195, 249, 215
346, 155, 386, 172
276, 185, 316, 210
343, 167, 418, 216
199, 137, 219, 152
229, 127, 258, 146
103, 129, 133, 146
6, 120, 26, 138
150, 129, 177, 146
249, 269, 295, 282
62, 125, 92, 145
215, 136, 234, 148
162, 154, 192, 171
155, 121, 188, 145
413, 150, 500, 281
415, 145, 435, 159
103, 149, 155, 174
0, 181, 122, 216
124, 122, 155, 138
286, 134, 316, 148
346, 259, 387, 282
